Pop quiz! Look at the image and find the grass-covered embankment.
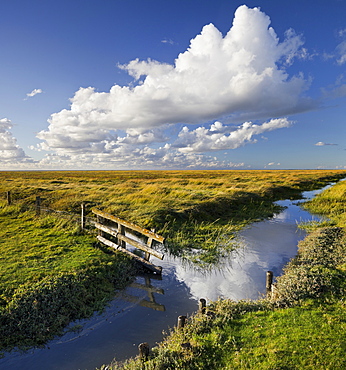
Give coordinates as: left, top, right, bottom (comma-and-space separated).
302, 177, 346, 228
0, 205, 136, 353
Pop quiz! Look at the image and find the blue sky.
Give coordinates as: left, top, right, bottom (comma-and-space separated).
0, 0, 345, 170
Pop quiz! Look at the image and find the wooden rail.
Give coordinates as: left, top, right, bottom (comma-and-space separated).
92, 209, 165, 274
92, 209, 165, 243
94, 222, 164, 260
96, 235, 162, 274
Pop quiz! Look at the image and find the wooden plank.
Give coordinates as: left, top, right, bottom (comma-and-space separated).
95, 222, 164, 260
97, 235, 162, 274
92, 209, 165, 243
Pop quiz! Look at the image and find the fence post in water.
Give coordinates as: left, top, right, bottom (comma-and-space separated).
199, 298, 206, 314
177, 315, 186, 329
266, 271, 273, 297
81, 203, 86, 230
6, 191, 11, 206
138, 342, 150, 361
35, 196, 41, 217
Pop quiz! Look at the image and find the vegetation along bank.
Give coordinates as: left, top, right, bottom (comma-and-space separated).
100, 175, 346, 369
0, 170, 345, 356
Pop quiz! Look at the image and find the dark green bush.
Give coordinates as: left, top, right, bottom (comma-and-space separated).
274, 227, 346, 306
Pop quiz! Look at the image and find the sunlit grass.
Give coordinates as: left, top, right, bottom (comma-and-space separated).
303, 179, 346, 227
1, 170, 345, 266
0, 207, 120, 302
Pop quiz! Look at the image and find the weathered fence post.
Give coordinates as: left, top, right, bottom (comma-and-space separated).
81, 203, 86, 230
138, 342, 150, 361
35, 196, 41, 216
6, 191, 11, 206
199, 298, 206, 314
271, 283, 278, 300
145, 237, 153, 261
177, 315, 186, 329
266, 271, 273, 297
117, 223, 126, 248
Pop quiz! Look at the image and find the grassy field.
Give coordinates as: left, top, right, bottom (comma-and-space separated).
1, 170, 345, 265
0, 169, 345, 354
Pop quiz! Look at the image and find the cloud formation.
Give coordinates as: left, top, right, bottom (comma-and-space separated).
0, 118, 32, 164
36, 5, 310, 167
38, 7, 307, 143
174, 118, 291, 153
336, 28, 346, 65
35, 142, 245, 170
25, 88, 43, 99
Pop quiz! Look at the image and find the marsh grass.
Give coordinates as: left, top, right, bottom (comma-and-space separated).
1, 170, 345, 354
1, 170, 344, 266
302, 178, 346, 227
106, 299, 346, 370
102, 209, 346, 369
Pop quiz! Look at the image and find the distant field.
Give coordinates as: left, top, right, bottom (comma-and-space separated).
1, 170, 345, 221
0, 169, 345, 352
1, 170, 345, 264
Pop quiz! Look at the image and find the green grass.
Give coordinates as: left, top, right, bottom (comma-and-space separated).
0, 205, 136, 353
302, 178, 346, 228
222, 301, 346, 369
105, 300, 346, 370
103, 204, 346, 369
0, 206, 104, 302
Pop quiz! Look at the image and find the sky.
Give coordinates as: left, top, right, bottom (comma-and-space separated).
0, 0, 345, 170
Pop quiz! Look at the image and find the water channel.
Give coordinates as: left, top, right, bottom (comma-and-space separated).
0, 186, 330, 370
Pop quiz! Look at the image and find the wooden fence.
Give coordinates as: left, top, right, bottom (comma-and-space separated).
3, 192, 166, 274
92, 209, 165, 275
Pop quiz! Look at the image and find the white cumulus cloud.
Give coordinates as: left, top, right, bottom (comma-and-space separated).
37, 5, 311, 161
0, 118, 33, 164
174, 118, 292, 153
35, 142, 245, 170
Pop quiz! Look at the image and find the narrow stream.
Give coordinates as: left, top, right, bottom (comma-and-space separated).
0, 186, 329, 370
